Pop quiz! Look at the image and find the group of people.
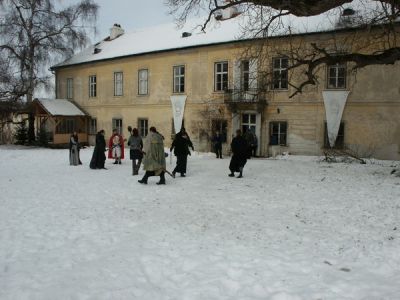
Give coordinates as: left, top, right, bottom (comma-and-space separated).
71, 125, 255, 184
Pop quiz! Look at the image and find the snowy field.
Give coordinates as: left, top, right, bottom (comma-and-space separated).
1, 145, 399, 300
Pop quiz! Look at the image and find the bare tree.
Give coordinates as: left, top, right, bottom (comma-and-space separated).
166, 0, 399, 97
0, 0, 98, 143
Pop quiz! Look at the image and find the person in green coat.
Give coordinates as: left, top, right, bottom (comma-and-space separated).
138, 127, 166, 185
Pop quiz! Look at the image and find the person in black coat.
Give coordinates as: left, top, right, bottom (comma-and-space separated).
90, 130, 107, 169
229, 129, 248, 178
170, 127, 194, 177
212, 130, 223, 159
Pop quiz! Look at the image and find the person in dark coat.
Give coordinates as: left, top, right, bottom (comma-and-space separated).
170, 127, 194, 177
90, 130, 107, 169
243, 128, 255, 159
212, 130, 223, 159
128, 127, 143, 175
229, 129, 248, 178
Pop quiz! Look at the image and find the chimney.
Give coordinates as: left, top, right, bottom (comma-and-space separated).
109, 24, 124, 40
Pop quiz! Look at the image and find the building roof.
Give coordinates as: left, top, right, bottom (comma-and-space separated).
34, 98, 88, 116
52, 1, 390, 69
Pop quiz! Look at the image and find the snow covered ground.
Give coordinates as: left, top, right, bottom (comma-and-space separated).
0, 145, 399, 300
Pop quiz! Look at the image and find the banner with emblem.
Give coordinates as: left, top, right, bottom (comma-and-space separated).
322, 90, 350, 147
170, 95, 187, 134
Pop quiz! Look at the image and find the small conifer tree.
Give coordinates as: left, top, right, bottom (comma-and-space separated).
14, 121, 28, 145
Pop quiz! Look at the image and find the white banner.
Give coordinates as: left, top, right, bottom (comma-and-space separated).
322, 90, 350, 147
170, 95, 187, 134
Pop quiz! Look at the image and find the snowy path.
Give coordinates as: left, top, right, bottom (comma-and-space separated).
0, 146, 399, 299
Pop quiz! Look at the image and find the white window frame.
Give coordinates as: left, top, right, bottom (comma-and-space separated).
270, 121, 288, 146
89, 75, 97, 98
138, 69, 148, 95
112, 118, 123, 135
114, 72, 123, 96
214, 61, 228, 91
138, 118, 149, 137
173, 65, 185, 93
272, 57, 288, 90
327, 63, 346, 89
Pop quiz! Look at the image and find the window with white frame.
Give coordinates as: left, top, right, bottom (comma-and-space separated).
89, 118, 97, 134
241, 60, 250, 91
112, 118, 123, 134
327, 63, 346, 89
272, 57, 288, 90
67, 78, 73, 99
242, 113, 256, 134
89, 75, 97, 97
214, 61, 228, 91
269, 121, 287, 146
173, 65, 185, 93
138, 69, 148, 95
114, 72, 123, 96
138, 118, 148, 137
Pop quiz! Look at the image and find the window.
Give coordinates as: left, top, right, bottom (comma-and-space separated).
56, 79, 60, 98
173, 65, 185, 93
89, 118, 97, 134
211, 119, 228, 143
56, 119, 75, 134
138, 118, 148, 137
114, 72, 123, 96
67, 78, 73, 99
327, 63, 346, 89
242, 113, 256, 134
214, 61, 228, 91
269, 121, 287, 146
112, 118, 123, 135
138, 69, 148, 95
324, 122, 345, 149
89, 75, 97, 97
272, 57, 288, 90
241, 60, 250, 91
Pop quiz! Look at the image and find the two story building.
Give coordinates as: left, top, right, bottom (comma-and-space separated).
51, 13, 400, 160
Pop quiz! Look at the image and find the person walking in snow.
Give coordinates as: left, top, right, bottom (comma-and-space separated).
229, 129, 248, 178
170, 127, 194, 177
212, 130, 223, 159
90, 130, 107, 169
108, 129, 124, 164
128, 127, 143, 175
138, 127, 167, 185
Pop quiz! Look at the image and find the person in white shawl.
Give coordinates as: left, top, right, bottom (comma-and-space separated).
69, 132, 80, 166
138, 127, 166, 184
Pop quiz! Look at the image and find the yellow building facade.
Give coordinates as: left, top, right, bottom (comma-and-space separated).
52, 21, 400, 160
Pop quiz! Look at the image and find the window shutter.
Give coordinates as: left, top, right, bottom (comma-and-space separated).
233, 60, 241, 90
249, 58, 258, 90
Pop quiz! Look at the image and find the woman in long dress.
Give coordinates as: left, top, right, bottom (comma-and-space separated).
89, 130, 107, 169
69, 132, 80, 166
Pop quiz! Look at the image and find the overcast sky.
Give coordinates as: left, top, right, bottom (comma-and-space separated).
92, 0, 175, 40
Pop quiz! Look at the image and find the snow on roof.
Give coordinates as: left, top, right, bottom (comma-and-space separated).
52, 12, 337, 69
52, 1, 383, 69
35, 98, 87, 116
